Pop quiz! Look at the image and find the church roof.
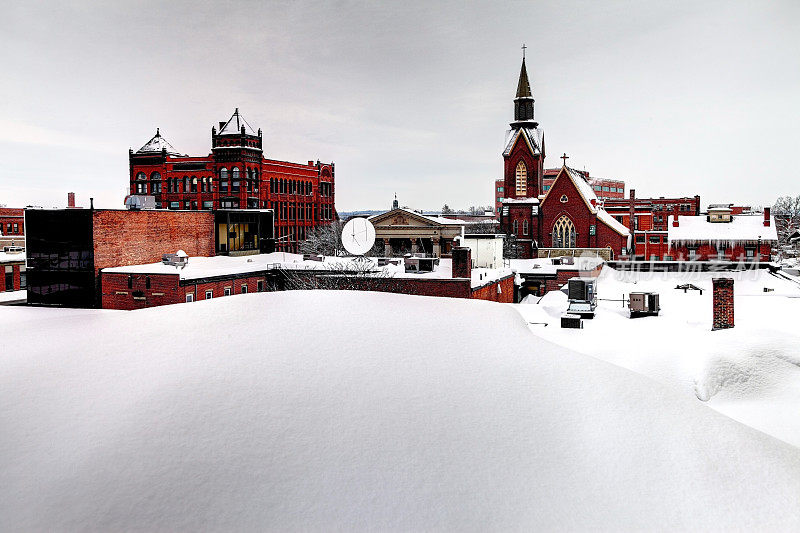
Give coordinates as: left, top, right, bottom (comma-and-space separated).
218, 108, 258, 135
546, 166, 630, 237
516, 58, 532, 99
136, 129, 183, 156
503, 127, 543, 156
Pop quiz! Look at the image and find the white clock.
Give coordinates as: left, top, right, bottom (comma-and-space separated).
341, 218, 376, 256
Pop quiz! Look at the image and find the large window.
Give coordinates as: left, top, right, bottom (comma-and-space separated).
552, 215, 576, 248
515, 160, 527, 196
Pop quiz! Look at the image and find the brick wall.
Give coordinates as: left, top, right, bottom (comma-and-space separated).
101, 268, 514, 310
0, 207, 25, 236
92, 210, 215, 274
712, 277, 734, 330
470, 274, 515, 302
101, 271, 269, 309
1, 263, 23, 292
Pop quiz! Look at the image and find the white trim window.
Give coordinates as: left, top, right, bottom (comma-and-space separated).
186, 293, 194, 303
515, 160, 527, 196
205, 290, 213, 300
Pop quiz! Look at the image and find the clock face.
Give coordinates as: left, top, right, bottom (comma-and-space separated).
342, 218, 376, 256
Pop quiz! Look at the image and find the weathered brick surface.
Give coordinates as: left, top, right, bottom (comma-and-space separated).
92, 210, 215, 274
451, 247, 472, 279
470, 275, 515, 303
0, 207, 25, 236
101, 271, 269, 310
1, 263, 23, 291
101, 268, 514, 309
712, 277, 734, 330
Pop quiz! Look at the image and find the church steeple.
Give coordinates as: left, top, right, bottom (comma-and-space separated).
512, 56, 537, 127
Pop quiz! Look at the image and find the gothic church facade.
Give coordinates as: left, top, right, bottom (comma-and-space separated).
498, 59, 630, 258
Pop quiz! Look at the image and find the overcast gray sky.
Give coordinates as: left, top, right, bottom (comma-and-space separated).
1, 1, 798, 211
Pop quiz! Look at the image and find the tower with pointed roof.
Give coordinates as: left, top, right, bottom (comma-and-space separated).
502, 56, 545, 201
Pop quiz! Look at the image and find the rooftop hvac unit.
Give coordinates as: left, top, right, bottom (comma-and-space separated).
567, 278, 597, 318
162, 250, 189, 268
629, 292, 660, 317
561, 314, 583, 329
124, 195, 156, 210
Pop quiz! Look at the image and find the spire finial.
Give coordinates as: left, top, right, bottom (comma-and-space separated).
156, 127, 160, 136
522, 43, 527, 60
561, 153, 569, 166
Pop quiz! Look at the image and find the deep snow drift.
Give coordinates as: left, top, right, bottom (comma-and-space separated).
2, 291, 800, 530
517, 267, 800, 448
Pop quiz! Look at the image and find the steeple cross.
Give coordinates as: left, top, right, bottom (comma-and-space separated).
521, 43, 527, 59
561, 152, 569, 166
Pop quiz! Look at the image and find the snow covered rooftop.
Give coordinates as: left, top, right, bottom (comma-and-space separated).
218, 108, 257, 136
668, 214, 778, 243
502, 197, 539, 204
101, 253, 511, 289
135, 129, 184, 156
503, 126, 543, 156
2, 291, 800, 529
509, 256, 605, 275
0, 251, 25, 264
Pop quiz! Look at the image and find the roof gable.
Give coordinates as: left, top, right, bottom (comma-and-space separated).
369, 208, 462, 228
503, 127, 542, 157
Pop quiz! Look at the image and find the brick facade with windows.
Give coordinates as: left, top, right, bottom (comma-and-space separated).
129, 109, 335, 253
0, 208, 24, 237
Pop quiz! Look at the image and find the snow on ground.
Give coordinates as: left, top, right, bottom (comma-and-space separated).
2, 291, 800, 530
516, 266, 800, 448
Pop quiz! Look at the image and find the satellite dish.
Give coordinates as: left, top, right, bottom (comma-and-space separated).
342, 218, 376, 256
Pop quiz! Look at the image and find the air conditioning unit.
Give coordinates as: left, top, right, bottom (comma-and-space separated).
629, 292, 660, 317
567, 278, 597, 318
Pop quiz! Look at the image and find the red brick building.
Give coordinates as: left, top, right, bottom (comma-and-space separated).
543, 169, 625, 200
1, 249, 25, 293
100, 250, 514, 310
602, 190, 702, 260
25, 208, 220, 307
129, 109, 335, 252
498, 58, 630, 259
0, 207, 24, 238
668, 207, 776, 262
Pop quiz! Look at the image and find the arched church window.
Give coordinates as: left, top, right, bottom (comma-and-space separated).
232, 167, 240, 180
220, 168, 228, 180
191, 177, 198, 193
512, 220, 519, 235
150, 171, 161, 181
552, 215, 576, 248
515, 160, 527, 196
523, 220, 529, 235
136, 172, 146, 181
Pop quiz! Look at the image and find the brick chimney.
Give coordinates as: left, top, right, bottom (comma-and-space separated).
672, 205, 680, 227
451, 247, 472, 279
764, 207, 771, 227
67, 192, 75, 208
712, 278, 734, 330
